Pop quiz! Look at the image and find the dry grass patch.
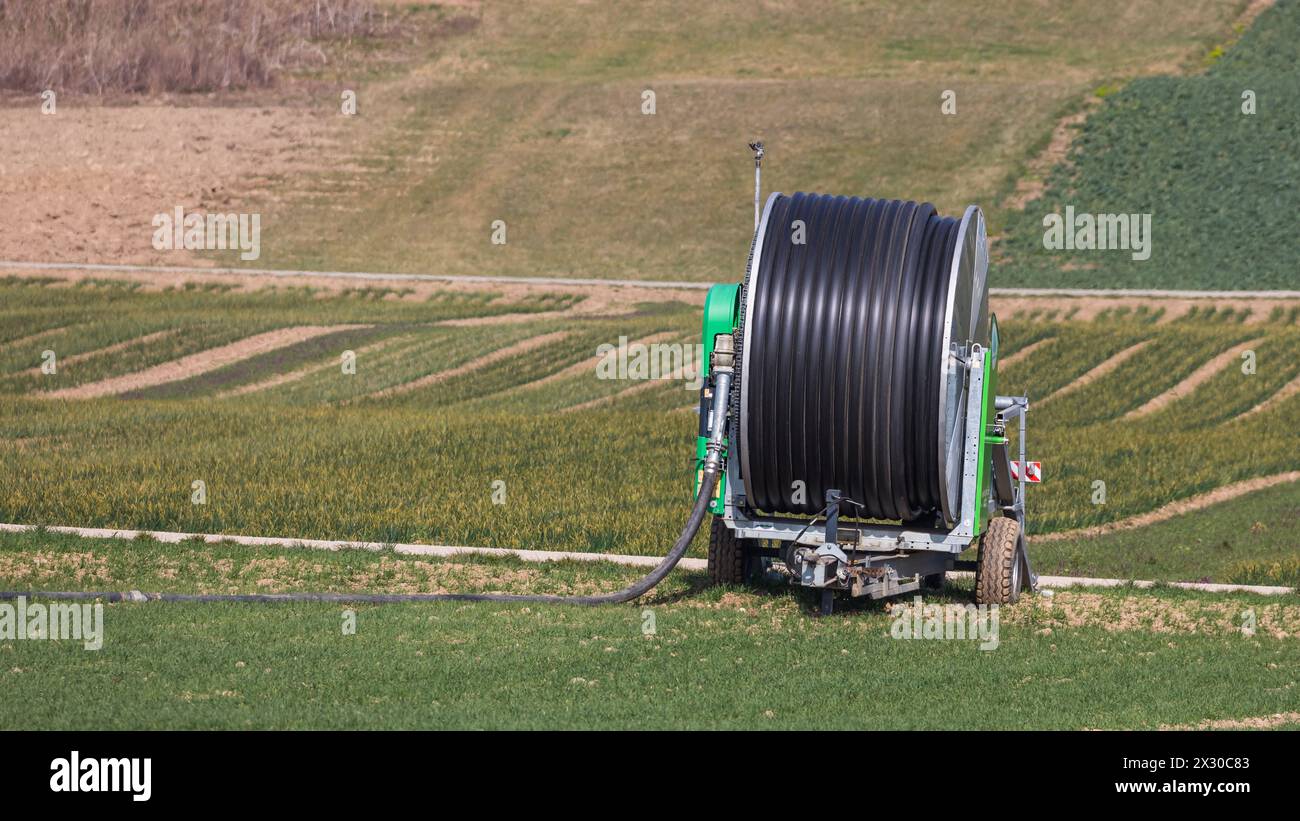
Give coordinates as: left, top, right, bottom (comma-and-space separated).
1003, 590, 1300, 639
0, 0, 383, 94
0, 550, 113, 585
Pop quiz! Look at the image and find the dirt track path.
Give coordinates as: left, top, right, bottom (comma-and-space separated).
1125, 337, 1264, 418
561, 338, 696, 413
1037, 340, 1151, 405
45, 325, 365, 399
27, 330, 174, 376
215, 333, 416, 399
364, 331, 570, 400
998, 337, 1054, 368
1238, 370, 1300, 420
512, 331, 682, 393
8, 267, 1300, 328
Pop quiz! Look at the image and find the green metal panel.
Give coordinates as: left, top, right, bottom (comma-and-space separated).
695, 283, 741, 513
700, 283, 740, 379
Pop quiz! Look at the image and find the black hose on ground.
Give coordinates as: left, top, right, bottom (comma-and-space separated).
0, 467, 722, 607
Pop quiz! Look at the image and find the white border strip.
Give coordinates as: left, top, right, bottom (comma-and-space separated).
4, 260, 1300, 299
990, 287, 1300, 299
0, 260, 711, 291
0, 522, 707, 571
2, 522, 1294, 595
946, 571, 1293, 596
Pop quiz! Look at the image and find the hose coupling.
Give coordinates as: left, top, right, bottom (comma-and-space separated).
703, 333, 736, 471
710, 333, 736, 374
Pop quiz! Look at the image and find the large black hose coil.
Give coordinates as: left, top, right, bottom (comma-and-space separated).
738, 192, 986, 525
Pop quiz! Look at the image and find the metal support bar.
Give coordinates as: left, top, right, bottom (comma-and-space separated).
952, 346, 986, 539
748, 141, 764, 232
824, 488, 841, 545
1017, 398, 1027, 517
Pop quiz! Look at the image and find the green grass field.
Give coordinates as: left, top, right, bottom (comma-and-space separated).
2, 277, 1299, 573
1034, 480, 1300, 585
3, 528, 1297, 730
229, 0, 1254, 286
4, 244, 1299, 736
998, 0, 1300, 289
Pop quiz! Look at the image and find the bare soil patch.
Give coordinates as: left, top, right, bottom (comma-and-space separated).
26, 330, 174, 376
994, 296, 1299, 324
1038, 339, 1151, 405
0, 550, 113, 585
0, 105, 331, 265
560, 336, 696, 413
0, 324, 69, 350
45, 325, 365, 399
517, 330, 681, 392
1162, 710, 1300, 731
999, 337, 1054, 368
9, 268, 1300, 325
1238, 370, 1300, 420
216, 332, 414, 398
1125, 337, 1265, 418
1002, 589, 1300, 638
0, 267, 706, 313
365, 330, 569, 400
1003, 100, 1100, 212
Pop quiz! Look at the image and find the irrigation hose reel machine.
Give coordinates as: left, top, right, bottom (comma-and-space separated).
0, 149, 1036, 616
695, 146, 1038, 615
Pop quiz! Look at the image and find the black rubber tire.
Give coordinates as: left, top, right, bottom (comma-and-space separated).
922, 571, 946, 591
707, 517, 751, 586
974, 516, 1022, 605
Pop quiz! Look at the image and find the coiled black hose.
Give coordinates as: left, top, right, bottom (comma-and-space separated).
743, 192, 959, 522
0, 467, 721, 607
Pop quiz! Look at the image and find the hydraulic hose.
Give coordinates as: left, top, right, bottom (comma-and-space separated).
0, 458, 722, 607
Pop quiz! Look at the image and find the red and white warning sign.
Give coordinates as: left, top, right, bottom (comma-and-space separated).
1010, 461, 1042, 483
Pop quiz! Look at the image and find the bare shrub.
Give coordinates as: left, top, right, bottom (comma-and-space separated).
0, 0, 382, 94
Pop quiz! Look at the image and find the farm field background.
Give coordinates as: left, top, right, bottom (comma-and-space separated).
2, 274, 1299, 587
2, 0, 1283, 290
997, 0, 1300, 289
2, 0, 1299, 733
224, 0, 1297, 290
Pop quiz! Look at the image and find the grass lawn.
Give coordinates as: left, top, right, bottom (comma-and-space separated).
998, 0, 1300, 289
236, 0, 1248, 285
2, 529, 1297, 730
1032, 480, 1300, 587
